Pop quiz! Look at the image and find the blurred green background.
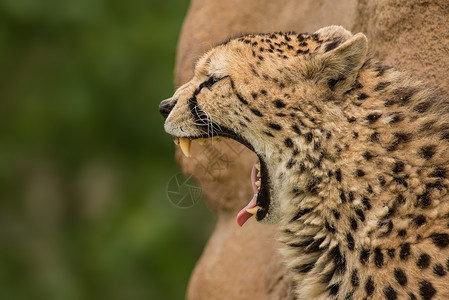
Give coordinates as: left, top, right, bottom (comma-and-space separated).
0, 0, 216, 299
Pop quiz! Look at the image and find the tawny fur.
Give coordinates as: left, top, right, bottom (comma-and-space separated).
163, 26, 449, 300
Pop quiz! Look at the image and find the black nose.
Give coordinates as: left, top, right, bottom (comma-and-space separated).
159, 98, 176, 120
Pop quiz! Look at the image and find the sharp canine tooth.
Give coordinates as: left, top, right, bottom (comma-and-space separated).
257, 171, 261, 178
174, 137, 180, 145
246, 206, 261, 215
255, 180, 261, 188
255, 162, 260, 171
179, 138, 192, 157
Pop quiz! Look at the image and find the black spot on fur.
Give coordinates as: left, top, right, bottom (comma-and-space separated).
419, 280, 436, 300
304, 237, 326, 253
290, 208, 313, 222
329, 246, 346, 275
268, 123, 282, 130
305, 132, 313, 143
356, 209, 365, 222
366, 113, 382, 124
394, 176, 408, 188
286, 158, 296, 169
291, 124, 302, 135
339, 191, 346, 203
348, 191, 355, 202
398, 229, 407, 237
378, 176, 386, 186
430, 233, 449, 248
327, 283, 340, 296
387, 132, 412, 151
375, 64, 392, 77
409, 292, 417, 300
433, 264, 446, 276
347, 116, 357, 123
394, 268, 407, 286
358, 93, 369, 100
396, 194, 405, 205
399, 243, 411, 260
263, 131, 274, 138
251, 92, 258, 99
374, 81, 391, 91
413, 215, 426, 227
332, 209, 340, 220
389, 112, 404, 123
328, 77, 345, 91
365, 277, 375, 295
371, 132, 380, 143
417, 253, 431, 269
273, 99, 286, 108
360, 249, 370, 265
294, 262, 315, 273
284, 138, 294, 148
417, 190, 431, 208
378, 220, 393, 237
335, 169, 342, 182
384, 286, 398, 300
351, 269, 359, 287
356, 169, 365, 177
350, 217, 358, 231
431, 167, 446, 178
414, 100, 433, 113
362, 197, 371, 210
419, 145, 437, 159
306, 178, 320, 194
362, 151, 374, 160
347, 233, 355, 251
384, 99, 395, 107
392, 161, 405, 173
387, 248, 395, 258
260, 89, 267, 95
250, 108, 263, 117
374, 247, 384, 268
394, 87, 417, 105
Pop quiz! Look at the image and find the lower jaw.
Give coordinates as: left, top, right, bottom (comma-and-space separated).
236, 157, 270, 226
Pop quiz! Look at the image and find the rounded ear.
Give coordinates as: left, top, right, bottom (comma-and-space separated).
300, 33, 368, 93
315, 25, 353, 41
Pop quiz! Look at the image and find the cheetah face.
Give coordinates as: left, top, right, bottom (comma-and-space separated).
159, 45, 276, 225
159, 26, 367, 226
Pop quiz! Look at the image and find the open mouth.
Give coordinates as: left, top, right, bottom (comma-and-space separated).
173, 131, 270, 227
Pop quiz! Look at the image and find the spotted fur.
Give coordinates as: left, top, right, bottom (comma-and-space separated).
161, 26, 449, 299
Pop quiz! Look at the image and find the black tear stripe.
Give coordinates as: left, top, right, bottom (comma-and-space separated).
236, 93, 248, 105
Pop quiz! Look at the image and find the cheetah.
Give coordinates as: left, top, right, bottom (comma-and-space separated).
159, 26, 449, 299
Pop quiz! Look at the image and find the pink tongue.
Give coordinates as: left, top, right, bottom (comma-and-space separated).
236, 161, 260, 227
236, 194, 258, 227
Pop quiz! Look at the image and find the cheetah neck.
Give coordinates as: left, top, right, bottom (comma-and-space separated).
271, 61, 449, 298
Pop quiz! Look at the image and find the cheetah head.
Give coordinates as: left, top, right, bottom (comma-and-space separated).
159, 26, 367, 226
